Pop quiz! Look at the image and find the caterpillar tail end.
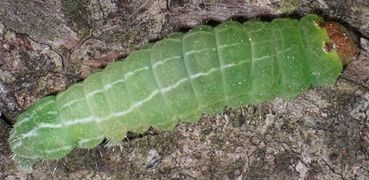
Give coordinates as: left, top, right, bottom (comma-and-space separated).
323, 21, 359, 65
9, 96, 75, 171
12, 155, 38, 172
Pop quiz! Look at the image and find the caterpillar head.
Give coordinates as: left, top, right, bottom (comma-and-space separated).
323, 21, 359, 65
9, 96, 74, 171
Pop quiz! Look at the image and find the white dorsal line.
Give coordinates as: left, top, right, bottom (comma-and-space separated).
86, 89, 103, 98
12, 113, 34, 135
56, 84, 82, 100
86, 66, 149, 98
59, 98, 84, 110
14, 114, 33, 128
15, 99, 55, 127
104, 79, 125, 89
62, 79, 126, 109
152, 55, 181, 68
124, 66, 150, 79
56, 84, 83, 113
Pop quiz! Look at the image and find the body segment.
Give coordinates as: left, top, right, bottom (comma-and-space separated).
9, 15, 347, 170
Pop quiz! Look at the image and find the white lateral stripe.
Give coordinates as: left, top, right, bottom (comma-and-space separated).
251, 48, 291, 62
152, 56, 181, 68
222, 63, 236, 69
16, 90, 159, 140
15, 154, 40, 160
162, 77, 189, 93
14, 62, 240, 145
78, 135, 104, 146
15, 116, 95, 146
47, 111, 57, 115
99, 90, 160, 122
44, 145, 73, 154
20, 115, 93, 139
190, 67, 218, 79
21, 122, 64, 138
63, 116, 96, 126
253, 55, 270, 61
39, 123, 63, 128
18, 116, 95, 139
132, 90, 159, 107
218, 42, 243, 49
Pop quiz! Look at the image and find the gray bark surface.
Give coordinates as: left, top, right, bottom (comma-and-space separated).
1, 0, 369, 179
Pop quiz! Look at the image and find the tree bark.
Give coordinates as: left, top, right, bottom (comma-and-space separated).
1, 0, 369, 179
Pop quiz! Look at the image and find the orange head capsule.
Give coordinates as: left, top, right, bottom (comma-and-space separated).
323, 22, 359, 65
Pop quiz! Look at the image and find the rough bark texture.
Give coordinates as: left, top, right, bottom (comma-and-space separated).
1, 0, 369, 179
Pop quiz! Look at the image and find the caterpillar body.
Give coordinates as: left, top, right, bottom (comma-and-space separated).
9, 14, 357, 170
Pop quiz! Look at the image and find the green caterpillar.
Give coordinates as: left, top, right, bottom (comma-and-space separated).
9, 14, 357, 170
